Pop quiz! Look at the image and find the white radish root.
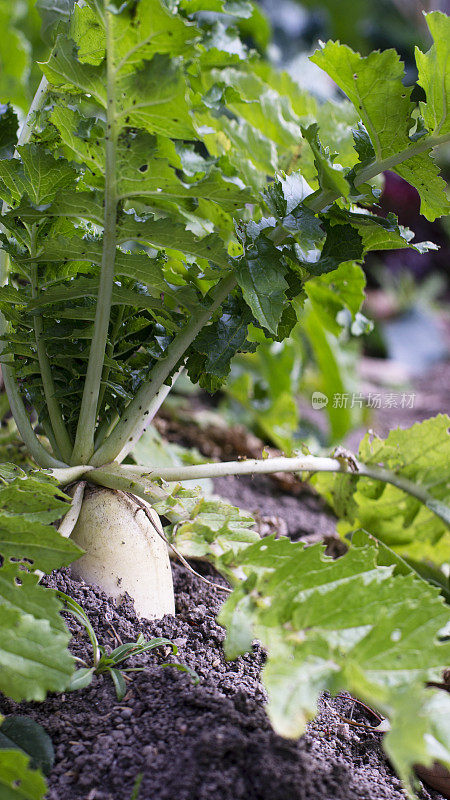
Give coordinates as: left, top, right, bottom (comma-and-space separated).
69, 486, 175, 620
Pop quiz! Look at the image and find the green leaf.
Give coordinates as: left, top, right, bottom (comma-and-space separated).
41, 35, 106, 104
117, 214, 230, 267
310, 43, 413, 162
36, 0, 75, 43
0, 717, 54, 777
117, 55, 195, 139
394, 152, 450, 222
303, 221, 363, 276
115, 132, 251, 209
0, 564, 74, 701
190, 299, 254, 379
314, 415, 450, 565
305, 261, 365, 336
0, 750, 47, 800
384, 687, 450, 793
219, 536, 450, 793
0, 464, 26, 482
302, 304, 360, 441
209, 66, 302, 146
171, 496, 259, 577
0, 473, 81, 571
110, 0, 197, 64
0, 468, 79, 702
301, 124, 349, 197
416, 12, 450, 137
0, 7, 31, 110
181, 0, 253, 17
68, 667, 95, 692
109, 668, 127, 701
310, 40, 450, 220
0, 105, 18, 160
0, 145, 76, 205
236, 236, 288, 334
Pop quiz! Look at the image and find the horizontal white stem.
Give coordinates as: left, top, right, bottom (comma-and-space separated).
116, 455, 351, 481
102, 457, 449, 527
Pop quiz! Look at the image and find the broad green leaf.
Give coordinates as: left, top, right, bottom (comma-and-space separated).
302, 221, 363, 276
41, 35, 106, 103
314, 415, 450, 565
305, 261, 366, 337
0, 564, 67, 632
36, 0, 75, 43
4, 191, 105, 226
0, 717, 54, 776
110, 0, 197, 65
302, 306, 355, 441
171, 497, 258, 575
310, 40, 450, 220
223, 334, 301, 453
384, 687, 450, 794
210, 67, 302, 146
394, 153, 450, 222
0, 464, 26, 482
219, 537, 450, 793
0, 564, 74, 701
26, 278, 171, 317
117, 214, 230, 267
0, 750, 47, 800
0, 6, 30, 110
348, 211, 437, 256
264, 171, 314, 219
205, 116, 278, 192
252, 390, 299, 454
236, 236, 288, 335
416, 12, 450, 137
0, 145, 76, 205
0, 472, 81, 571
116, 132, 250, 209
181, 0, 253, 17
116, 55, 195, 139
190, 300, 254, 378
310, 44, 413, 161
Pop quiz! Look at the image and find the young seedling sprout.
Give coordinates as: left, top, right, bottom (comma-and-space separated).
58, 592, 198, 700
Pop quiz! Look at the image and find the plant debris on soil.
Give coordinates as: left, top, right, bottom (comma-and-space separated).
1, 562, 445, 800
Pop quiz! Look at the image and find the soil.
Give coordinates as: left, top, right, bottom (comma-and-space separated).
1, 564, 443, 800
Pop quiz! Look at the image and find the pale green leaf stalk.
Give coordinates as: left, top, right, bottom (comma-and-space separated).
71, 4, 118, 465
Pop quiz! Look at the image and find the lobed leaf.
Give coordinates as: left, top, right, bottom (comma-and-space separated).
0, 749, 47, 800
310, 30, 450, 220
0, 469, 79, 702
219, 536, 450, 793
314, 415, 450, 565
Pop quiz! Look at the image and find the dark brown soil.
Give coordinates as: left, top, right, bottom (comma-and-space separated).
1, 562, 443, 800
